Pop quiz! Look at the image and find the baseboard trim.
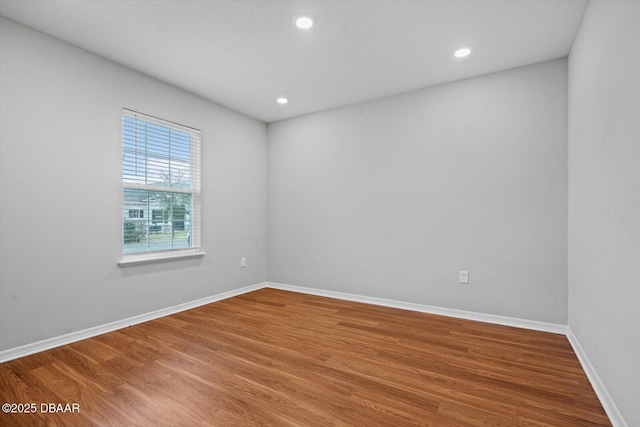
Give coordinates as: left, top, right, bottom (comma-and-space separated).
0, 282, 268, 363
266, 282, 567, 334
566, 327, 628, 427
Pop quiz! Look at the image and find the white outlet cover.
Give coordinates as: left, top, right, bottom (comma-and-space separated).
459, 271, 469, 284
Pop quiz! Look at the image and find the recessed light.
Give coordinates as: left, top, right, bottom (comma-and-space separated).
295, 16, 314, 30
276, 97, 289, 105
454, 48, 471, 58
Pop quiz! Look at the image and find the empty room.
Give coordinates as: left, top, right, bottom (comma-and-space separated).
0, 0, 638, 426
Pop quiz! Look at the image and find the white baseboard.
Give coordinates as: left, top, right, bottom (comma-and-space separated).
0, 282, 267, 363
566, 327, 628, 427
266, 282, 567, 334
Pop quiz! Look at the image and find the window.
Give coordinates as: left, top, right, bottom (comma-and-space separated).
121, 109, 201, 261
128, 209, 144, 219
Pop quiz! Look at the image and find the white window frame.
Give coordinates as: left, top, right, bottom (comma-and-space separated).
119, 109, 204, 266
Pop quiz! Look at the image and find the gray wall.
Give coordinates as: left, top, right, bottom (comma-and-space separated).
268, 59, 568, 324
568, 1, 640, 426
0, 17, 267, 351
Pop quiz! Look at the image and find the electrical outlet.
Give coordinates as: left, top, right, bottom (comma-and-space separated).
459, 270, 469, 284
241, 257, 247, 268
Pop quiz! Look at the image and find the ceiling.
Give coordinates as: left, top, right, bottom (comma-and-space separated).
0, 0, 588, 123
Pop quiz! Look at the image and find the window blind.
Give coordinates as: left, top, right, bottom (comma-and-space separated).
122, 109, 201, 255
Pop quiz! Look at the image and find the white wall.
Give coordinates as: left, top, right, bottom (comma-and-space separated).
0, 17, 267, 352
568, 1, 640, 426
268, 59, 568, 324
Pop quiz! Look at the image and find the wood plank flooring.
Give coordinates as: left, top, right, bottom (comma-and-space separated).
0, 288, 611, 426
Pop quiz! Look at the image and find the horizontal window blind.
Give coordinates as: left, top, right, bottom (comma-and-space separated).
122, 109, 201, 255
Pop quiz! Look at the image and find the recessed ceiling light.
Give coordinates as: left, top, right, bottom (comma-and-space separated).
454, 48, 471, 58
276, 97, 289, 105
295, 16, 314, 30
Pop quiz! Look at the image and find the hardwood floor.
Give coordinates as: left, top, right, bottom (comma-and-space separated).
0, 288, 611, 426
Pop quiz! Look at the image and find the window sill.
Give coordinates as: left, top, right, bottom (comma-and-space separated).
118, 249, 205, 267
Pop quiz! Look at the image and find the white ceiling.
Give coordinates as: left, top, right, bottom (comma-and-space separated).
0, 0, 588, 123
